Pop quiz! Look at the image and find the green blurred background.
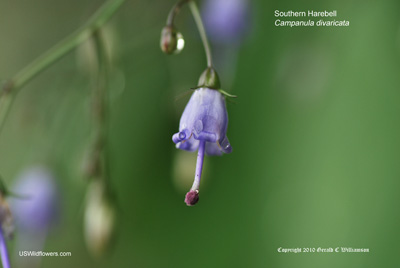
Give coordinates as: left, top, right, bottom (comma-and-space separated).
0, 0, 400, 267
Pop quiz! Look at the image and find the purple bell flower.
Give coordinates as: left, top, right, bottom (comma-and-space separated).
173, 87, 232, 206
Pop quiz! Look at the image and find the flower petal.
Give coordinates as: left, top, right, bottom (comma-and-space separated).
205, 136, 232, 156
176, 135, 199, 152
193, 131, 217, 143
174, 88, 232, 155
172, 129, 191, 144
205, 142, 222, 156
179, 88, 228, 142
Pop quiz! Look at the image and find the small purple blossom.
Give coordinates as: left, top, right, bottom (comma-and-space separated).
202, 0, 250, 44
173, 88, 232, 155
11, 167, 59, 233
10, 167, 59, 268
173, 87, 232, 206
0, 194, 11, 268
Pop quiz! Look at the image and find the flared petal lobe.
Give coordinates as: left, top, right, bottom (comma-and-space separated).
172, 88, 231, 155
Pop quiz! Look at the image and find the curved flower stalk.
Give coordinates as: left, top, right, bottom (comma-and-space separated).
81, 30, 118, 257
162, 0, 235, 206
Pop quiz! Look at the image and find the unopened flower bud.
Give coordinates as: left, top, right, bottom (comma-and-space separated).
84, 181, 116, 257
160, 26, 185, 54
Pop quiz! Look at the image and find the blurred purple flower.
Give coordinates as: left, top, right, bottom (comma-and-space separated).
0, 227, 10, 268
202, 0, 250, 44
0, 194, 12, 268
173, 88, 232, 205
11, 167, 59, 233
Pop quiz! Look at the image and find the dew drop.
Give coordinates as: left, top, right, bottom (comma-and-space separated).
175, 32, 185, 54
220, 136, 232, 153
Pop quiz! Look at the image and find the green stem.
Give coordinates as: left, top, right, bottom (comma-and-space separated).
0, 0, 125, 133
166, 0, 213, 68
188, 1, 212, 68
166, 0, 189, 26
91, 31, 111, 188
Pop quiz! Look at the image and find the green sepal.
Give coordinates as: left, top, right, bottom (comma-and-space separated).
218, 89, 237, 98
190, 87, 237, 98
197, 67, 221, 89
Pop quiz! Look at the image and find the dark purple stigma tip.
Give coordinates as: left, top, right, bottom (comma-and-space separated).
184, 190, 199, 206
